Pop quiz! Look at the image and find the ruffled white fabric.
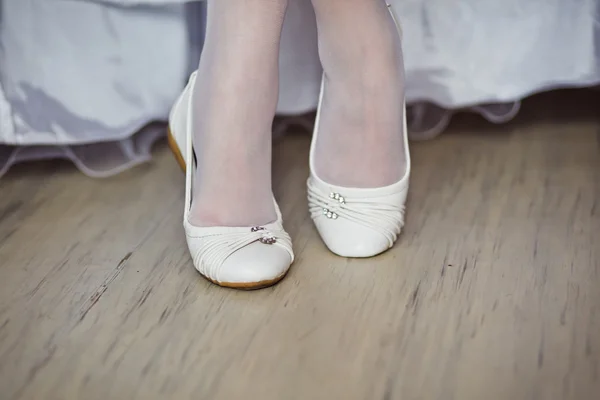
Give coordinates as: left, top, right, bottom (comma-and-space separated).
1, 0, 599, 177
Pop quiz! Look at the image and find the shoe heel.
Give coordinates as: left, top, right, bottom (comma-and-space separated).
167, 127, 186, 172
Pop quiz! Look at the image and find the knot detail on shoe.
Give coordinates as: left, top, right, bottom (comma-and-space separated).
307, 178, 406, 247
184, 220, 293, 281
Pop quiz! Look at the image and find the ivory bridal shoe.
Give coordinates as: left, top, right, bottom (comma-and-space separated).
307, 4, 410, 258
168, 72, 294, 289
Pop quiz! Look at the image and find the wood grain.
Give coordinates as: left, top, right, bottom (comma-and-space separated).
0, 89, 599, 400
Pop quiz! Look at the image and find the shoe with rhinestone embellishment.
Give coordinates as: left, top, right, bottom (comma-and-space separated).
168, 71, 294, 289
307, 4, 410, 258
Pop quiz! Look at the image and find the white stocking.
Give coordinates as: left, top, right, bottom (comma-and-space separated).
189, 0, 288, 227
311, 0, 407, 188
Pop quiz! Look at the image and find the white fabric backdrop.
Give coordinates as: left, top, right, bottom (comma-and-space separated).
1, 0, 599, 177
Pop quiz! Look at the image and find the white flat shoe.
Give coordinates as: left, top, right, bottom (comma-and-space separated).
307, 4, 410, 258
168, 72, 294, 289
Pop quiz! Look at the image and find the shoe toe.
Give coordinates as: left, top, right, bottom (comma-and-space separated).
314, 218, 391, 258
215, 242, 292, 288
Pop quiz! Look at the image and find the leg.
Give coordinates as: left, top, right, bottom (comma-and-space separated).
311, 0, 406, 188
190, 0, 288, 227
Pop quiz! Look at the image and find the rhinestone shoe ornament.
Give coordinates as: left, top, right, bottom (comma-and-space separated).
329, 192, 345, 204
322, 208, 339, 219
321, 192, 345, 220
251, 226, 277, 245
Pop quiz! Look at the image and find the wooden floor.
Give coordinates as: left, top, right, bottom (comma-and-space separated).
1, 90, 599, 400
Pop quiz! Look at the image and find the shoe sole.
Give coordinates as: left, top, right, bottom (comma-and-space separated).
167, 127, 288, 290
